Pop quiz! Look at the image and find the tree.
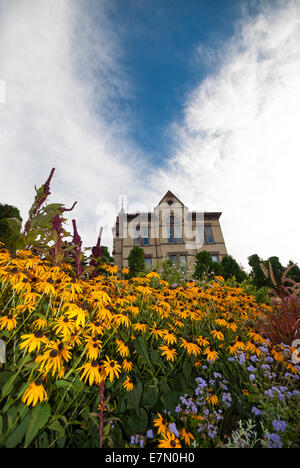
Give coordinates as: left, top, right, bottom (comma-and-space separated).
220, 255, 248, 282
193, 250, 222, 280
127, 246, 146, 278
248, 254, 269, 288
0, 203, 22, 253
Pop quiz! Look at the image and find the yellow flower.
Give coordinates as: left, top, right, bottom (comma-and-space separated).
133, 323, 147, 334
85, 338, 102, 360
180, 428, 195, 446
210, 329, 224, 341
180, 338, 201, 356
206, 394, 218, 406
146, 271, 160, 279
196, 335, 210, 347
203, 348, 219, 362
122, 359, 133, 372
0, 314, 17, 331
153, 413, 168, 435
159, 345, 177, 362
79, 361, 105, 386
149, 322, 164, 340
102, 356, 121, 382
52, 315, 75, 338
158, 430, 181, 448
123, 376, 134, 391
22, 377, 48, 407
116, 339, 130, 357
19, 331, 48, 353
162, 330, 177, 345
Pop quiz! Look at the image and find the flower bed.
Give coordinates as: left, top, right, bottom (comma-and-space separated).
0, 248, 299, 448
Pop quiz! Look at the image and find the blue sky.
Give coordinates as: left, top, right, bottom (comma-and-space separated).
0, 0, 300, 270
101, 0, 243, 162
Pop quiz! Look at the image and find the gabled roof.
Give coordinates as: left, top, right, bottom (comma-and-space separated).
156, 190, 185, 207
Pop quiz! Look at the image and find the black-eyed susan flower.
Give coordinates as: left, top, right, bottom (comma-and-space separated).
79, 360, 105, 386
149, 322, 164, 340
159, 345, 177, 362
19, 331, 48, 353
35, 346, 64, 376
180, 338, 201, 356
210, 329, 224, 341
116, 339, 129, 358
180, 428, 195, 447
206, 394, 218, 406
0, 314, 17, 331
123, 376, 134, 391
162, 330, 177, 345
102, 356, 121, 382
52, 315, 75, 339
85, 338, 102, 360
158, 430, 181, 448
153, 413, 169, 435
203, 348, 219, 362
122, 359, 133, 372
32, 318, 48, 330
22, 377, 48, 407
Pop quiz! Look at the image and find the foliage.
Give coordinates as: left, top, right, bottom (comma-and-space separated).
193, 251, 222, 281
0, 249, 299, 448
257, 262, 300, 346
220, 255, 248, 283
0, 203, 22, 253
127, 246, 146, 278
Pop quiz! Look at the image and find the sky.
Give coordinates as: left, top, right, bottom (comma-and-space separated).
0, 0, 300, 271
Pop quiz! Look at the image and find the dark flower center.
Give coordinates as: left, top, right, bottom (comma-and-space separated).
91, 360, 98, 367
50, 349, 58, 358
63, 317, 69, 323
110, 362, 115, 368
35, 377, 43, 386
170, 440, 176, 447
34, 330, 44, 339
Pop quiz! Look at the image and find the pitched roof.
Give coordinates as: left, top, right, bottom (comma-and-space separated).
156, 190, 185, 207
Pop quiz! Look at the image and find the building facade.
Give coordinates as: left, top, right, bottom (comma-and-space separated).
112, 191, 227, 273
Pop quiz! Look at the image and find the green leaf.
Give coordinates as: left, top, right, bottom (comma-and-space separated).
134, 336, 150, 364
47, 419, 65, 438
123, 408, 148, 437
141, 387, 158, 408
24, 403, 51, 448
5, 409, 30, 448
6, 217, 22, 235
161, 390, 181, 414
125, 379, 143, 415
182, 360, 192, 383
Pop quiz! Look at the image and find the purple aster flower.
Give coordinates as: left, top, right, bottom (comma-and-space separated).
168, 423, 180, 438
267, 433, 282, 448
272, 420, 287, 432
252, 406, 261, 416
249, 373, 256, 381
146, 430, 153, 439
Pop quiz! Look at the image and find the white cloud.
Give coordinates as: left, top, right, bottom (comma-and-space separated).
0, 0, 150, 250
154, 0, 300, 270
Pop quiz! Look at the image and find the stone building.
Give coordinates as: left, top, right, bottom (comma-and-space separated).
112, 191, 227, 273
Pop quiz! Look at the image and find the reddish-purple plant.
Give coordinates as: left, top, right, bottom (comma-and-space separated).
258, 262, 300, 345
72, 219, 83, 278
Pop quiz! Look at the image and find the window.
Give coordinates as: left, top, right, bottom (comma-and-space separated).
168, 214, 183, 244
141, 225, 149, 246
179, 255, 187, 271
134, 224, 149, 247
169, 255, 177, 265
211, 255, 219, 263
144, 257, 152, 269
205, 225, 214, 244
